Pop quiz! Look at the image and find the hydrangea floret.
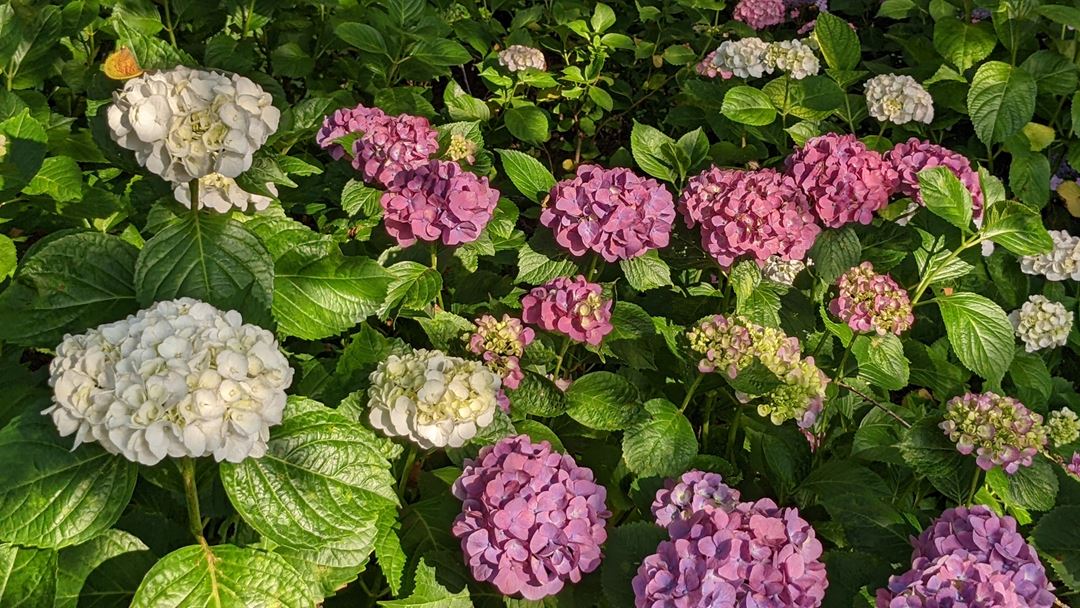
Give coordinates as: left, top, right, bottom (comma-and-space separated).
941, 392, 1048, 474
172, 173, 277, 213
864, 74, 934, 125
650, 469, 741, 528
467, 314, 535, 391
497, 45, 547, 72
785, 133, 898, 227
711, 38, 772, 79
451, 435, 609, 600
829, 262, 914, 336
1019, 230, 1080, 281
45, 298, 293, 465
1009, 295, 1073, 353
316, 103, 439, 187
521, 276, 613, 346
733, 0, 786, 29
1048, 407, 1080, 447
380, 159, 500, 247
886, 138, 984, 220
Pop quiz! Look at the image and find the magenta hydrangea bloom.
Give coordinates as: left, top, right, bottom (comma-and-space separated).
468, 314, 535, 391
543, 165, 676, 262
316, 103, 439, 187
520, 276, 613, 346
785, 133, 899, 228
941, 392, 1048, 475
679, 168, 821, 268
380, 160, 500, 247
451, 435, 610, 600
1067, 453, 1080, 478
886, 138, 985, 221
876, 505, 1055, 608
633, 498, 829, 608
651, 470, 741, 528
733, 0, 787, 29
829, 262, 914, 336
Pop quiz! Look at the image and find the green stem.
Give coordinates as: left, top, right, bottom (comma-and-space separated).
430, 243, 445, 310
966, 470, 983, 505
910, 234, 983, 303
552, 336, 572, 377
188, 180, 199, 214
179, 457, 205, 543
162, 0, 179, 48
679, 373, 705, 413
397, 445, 417, 502
834, 338, 854, 380
584, 253, 600, 283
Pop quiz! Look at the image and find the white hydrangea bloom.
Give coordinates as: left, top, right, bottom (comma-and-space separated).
368, 349, 501, 449
106, 67, 280, 183
1020, 230, 1080, 281
765, 39, 820, 80
172, 173, 277, 213
498, 45, 546, 72
864, 74, 934, 125
713, 37, 773, 79
44, 298, 292, 465
1009, 295, 1073, 353
1049, 407, 1080, 447
761, 257, 809, 285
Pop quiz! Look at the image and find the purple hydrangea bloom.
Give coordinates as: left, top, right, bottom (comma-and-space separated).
941, 392, 1048, 475
886, 138, 985, 221
468, 314, 535, 391
733, 0, 787, 29
380, 160, 500, 247
876, 505, 1055, 608
1051, 161, 1079, 192
651, 469, 741, 527
829, 262, 914, 336
679, 168, 822, 268
785, 133, 899, 228
633, 498, 829, 607
316, 103, 439, 187
1067, 453, 1080, 478
543, 165, 676, 262
451, 435, 610, 600
520, 276, 613, 346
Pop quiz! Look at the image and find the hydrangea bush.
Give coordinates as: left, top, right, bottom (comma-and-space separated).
1, 1, 1079, 606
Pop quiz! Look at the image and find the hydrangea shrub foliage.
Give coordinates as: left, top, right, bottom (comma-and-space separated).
3, 0, 1080, 606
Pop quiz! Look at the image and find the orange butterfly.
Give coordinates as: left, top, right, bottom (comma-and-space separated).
103, 47, 143, 80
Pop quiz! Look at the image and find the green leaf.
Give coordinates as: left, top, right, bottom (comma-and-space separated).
1008, 349, 1052, 409
899, 415, 978, 504
821, 551, 891, 608
516, 237, 576, 285
0, 416, 137, 549
0, 543, 56, 607
853, 334, 910, 391
0, 232, 138, 347
270, 42, 314, 78
341, 180, 384, 217
630, 121, 677, 183
980, 201, 1053, 256
220, 398, 398, 550
378, 557, 472, 607
1037, 5, 1080, 29
590, 2, 617, 32
503, 105, 549, 145
335, 22, 389, 55
917, 166, 973, 229
380, 261, 442, 318
937, 292, 1015, 383
724, 360, 783, 396
509, 371, 568, 417
0, 109, 47, 195
767, 76, 844, 121
600, 522, 668, 607
815, 12, 861, 71
986, 456, 1058, 512
512, 420, 565, 452
374, 507, 406, 595
1008, 148, 1050, 208
375, 88, 436, 119
622, 399, 698, 478
809, 226, 861, 284
416, 309, 473, 352
55, 530, 148, 608
22, 155, 82, 203
721, 86, 777, 126
914, 228, 974, 285
967, 61, 1037, 145
443, 80, 491, 123
1021, 51, 1078, 98
409, 39, 471, 67
75, 549, 156, 608
797, 459, 891, 504
933, 18, 996, 72
1031, 505, 1080, 592
131, 544, 318, 607
134, 213, 275, 327
565, 372, 643, 431
496, 149, 556, 203
273, 520, 378, 598
877, 0, 914, 18
620, 250, 673, 291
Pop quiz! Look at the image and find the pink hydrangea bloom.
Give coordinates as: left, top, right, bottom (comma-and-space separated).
886, 138, 985, 221
316, 103, 439, 186
380, 160, 500, 247
633, 498, 829, 607
696, 49, 733, 79
651, 470, 741, 528
1067, 453, 1080, 478
451, 435, 610, 600
520, 276, 613, 346
679, 168, 821, 268
829, 262, 914, 336
941, 392, 1048, 475
543, 165, 676, 262
733, 0, 787, 29
468, 314, 535, 391
785, 133, 899, 228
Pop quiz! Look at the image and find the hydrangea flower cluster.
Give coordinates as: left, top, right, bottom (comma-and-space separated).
1019, 230, 1080, 281
733, 0, 786, 29
679, 168, 821, 268
45, 298, 292, 465
1048, 407, 1080, 447
650, 470, 741, 527
886, 138, 984, 220
521, 276, 613, 346
367, 348, 502, 449
1068, 453, 1080, 478
785, 133, 898, 228
451, 435, 609, 600
107, 67, 280, 184
633, 497, 829, 607
467, 314, 535, 391
1010, 295, 1073, 353
380, 160, 500, 247
710, 37, 772, 79
941, 392, 1048, 474
445, 132, 478, 164
864, 74, 935, 125
172, 173, 277, 213
688, 315, 828, 428
316, 103, 439, 187
702, 37, 820, 80
765, 39, 821, 80
829, 262, 914, 336
497, 45, 547, 72
543, 165, 675, 262
762, 256, 809, 285
876, 505, 1055, 608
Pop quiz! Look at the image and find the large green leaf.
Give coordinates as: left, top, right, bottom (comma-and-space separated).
0, 543, 56, 607
967, 61, 1037, 145
721, 86, 777, 126
620, 250, 673, 291
565, 372, 643, 431
55, 530, 148, 608
508, 371, 568, 417
600, 522, 668, 607
622, 399, 698, 478
986, 457, 1058, 512
22, 156, 82, 203
0, 416, 137, 549
933, 18, 996, 72
918, 166, 973, 229
503, 104, 549, 145
76, 550, 156, 608
980, 201, 1054, 256
496, 149, 556, 203
853, 334, 910, 391
899, 415, 978, 504
378, 557, 472, 607
0, 109, 48, 195
630, 121, 677, 183
1031, 505, 1080, 592
815, 12, 861, 70
937, 292, 1015, 383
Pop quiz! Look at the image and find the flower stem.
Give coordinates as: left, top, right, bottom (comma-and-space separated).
397, 445, 417, 502
430, 243, 445, 310
966, 469, 983, 505
584, 253, 600, 282
552, 336, 572, 378
188, 180, 199, 214
726, 406, 742, 461
911, 234, 982, 304
679, 373, 705, 413
179, 457, 205, 543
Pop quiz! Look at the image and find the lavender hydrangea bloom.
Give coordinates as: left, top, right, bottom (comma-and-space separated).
468, 314, 535, 391
521, 276, 613, 346
785, 133, 898, 228
830, 262, 914, 336
941, 392, 1048, 475
451, 435, 610, 600
1067, 453, 1080, 478
651, 470, 741, 527
633, 498, 829, 607
733, 0, 787, 29
543, 165, 676, 262
380, 160, 500, 247
886, 138, 984, 221
316, 103, 439, 186
679, 168, 821, 268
